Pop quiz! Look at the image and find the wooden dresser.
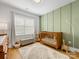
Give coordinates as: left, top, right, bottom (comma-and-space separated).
0, 35, 9, 59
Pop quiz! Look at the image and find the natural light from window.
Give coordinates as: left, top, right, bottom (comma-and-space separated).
14, 14, 35, 36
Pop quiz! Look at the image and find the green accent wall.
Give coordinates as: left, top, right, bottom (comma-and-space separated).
47, 12, 54, 32
40, 0, 79, 48
72, 0, 79, 48
40, 15, 48, 31
54, 8, 61, 32
61, 4, 73, 47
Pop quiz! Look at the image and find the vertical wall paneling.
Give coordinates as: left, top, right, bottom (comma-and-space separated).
47, 12, 54, 32
44, 14, 48, 31
72, 0, 79, 48
54, 8, 61, 32
61, 4, 73, 46
41, 15, 48, 31
40, 15, 44, 31
40, 0, 79, 48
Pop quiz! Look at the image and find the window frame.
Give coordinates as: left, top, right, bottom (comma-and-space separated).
14, 13, 35, 36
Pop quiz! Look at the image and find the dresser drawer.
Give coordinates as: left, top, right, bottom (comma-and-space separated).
0, 46, 3, 52
0, 35, 9, 59
0, 52, 4, 59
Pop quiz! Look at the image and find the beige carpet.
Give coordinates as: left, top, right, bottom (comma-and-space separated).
19, 43, 69, 59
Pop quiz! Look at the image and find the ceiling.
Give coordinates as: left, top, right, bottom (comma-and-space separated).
0, 0, 75, 16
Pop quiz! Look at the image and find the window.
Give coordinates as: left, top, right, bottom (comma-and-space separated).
25, 17, 34, 34
14, 14, 35, 35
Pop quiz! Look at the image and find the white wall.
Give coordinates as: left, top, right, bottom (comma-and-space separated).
0, 2, 39, 48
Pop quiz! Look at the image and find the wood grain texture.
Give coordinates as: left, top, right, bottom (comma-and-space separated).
8, 48, 22, 59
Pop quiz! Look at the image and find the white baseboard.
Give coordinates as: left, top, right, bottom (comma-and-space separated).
69, 47, 79, 52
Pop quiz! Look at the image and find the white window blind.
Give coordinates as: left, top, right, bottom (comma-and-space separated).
14, 14, 35, 35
